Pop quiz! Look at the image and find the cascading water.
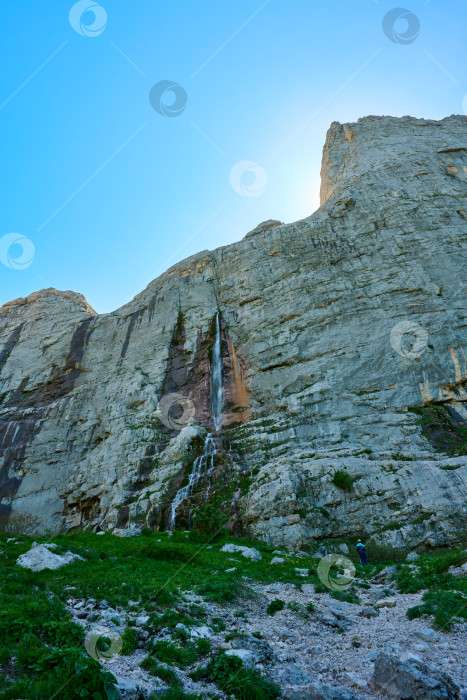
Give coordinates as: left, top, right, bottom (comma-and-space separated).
168, 433, 216, 530
211, 311, 223, 432
168, 311, 224, 530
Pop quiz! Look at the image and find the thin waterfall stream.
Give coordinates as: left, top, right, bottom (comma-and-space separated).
211, 311, 223, 432
168, 312, 223, 530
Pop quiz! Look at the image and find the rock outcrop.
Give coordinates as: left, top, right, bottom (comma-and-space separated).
1, 115, 466, 546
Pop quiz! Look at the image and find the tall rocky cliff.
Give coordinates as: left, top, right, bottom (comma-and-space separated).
1, 115, 466, 549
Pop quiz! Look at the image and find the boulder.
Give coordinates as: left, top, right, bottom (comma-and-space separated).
283, 680, 359, 699
338, 544, 350, 555
414, 628, 440, 644
225, 648, 257, 668
16, 544, 84, 572
112, 528, 142, 538
273, 664, 311, 686
189, 625, 214, 639
372, 652, 460, 699
271, 557, 285, 564
375, 597, 397, 608
114, 675, 167, 699
220, 543, 262, 560
406, 551, 420, 562
231, 635, 274, 663
447, 562, 467, 578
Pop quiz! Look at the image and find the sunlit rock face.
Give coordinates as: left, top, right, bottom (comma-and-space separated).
1, 115, 466, 548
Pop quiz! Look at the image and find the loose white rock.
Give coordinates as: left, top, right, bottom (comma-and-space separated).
16, 544, 84, 572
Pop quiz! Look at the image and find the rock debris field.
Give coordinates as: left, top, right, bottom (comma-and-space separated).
58, 545, 466, 699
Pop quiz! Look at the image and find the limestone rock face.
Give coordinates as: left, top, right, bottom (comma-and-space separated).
1, 115, 466, 547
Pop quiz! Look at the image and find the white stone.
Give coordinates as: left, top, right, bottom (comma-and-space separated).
225, 649, 256, 668
112, 528, 141, 538
375, 598, 397, 608
16, 544, 84, 572
406, 551, 420, 562
271, 557, 285, 564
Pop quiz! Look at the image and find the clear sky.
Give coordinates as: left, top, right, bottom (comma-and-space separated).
1, 0, 466, 313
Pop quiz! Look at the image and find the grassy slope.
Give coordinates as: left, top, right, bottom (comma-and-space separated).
0, 529, 465, 699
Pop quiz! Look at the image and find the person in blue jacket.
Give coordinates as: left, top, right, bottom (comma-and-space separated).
356, 539, 368, 565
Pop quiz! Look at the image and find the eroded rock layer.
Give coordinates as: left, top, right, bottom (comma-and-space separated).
1, 115, 466, 547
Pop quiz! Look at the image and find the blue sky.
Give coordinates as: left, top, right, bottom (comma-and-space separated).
1, 0, 465, 313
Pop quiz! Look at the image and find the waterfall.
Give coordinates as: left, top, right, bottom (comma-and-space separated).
211, 311, 223, 432
168, 433, 216, 530
167, 311, 224, 530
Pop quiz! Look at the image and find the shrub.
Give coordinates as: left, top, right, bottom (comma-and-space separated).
407, 590, 467, 630
332, 470, 354, 491
150, 640, 200, 667
196, 638, 211, 656
210, 616, 226, 633
140, 656, 180, 686
198, 578, 242, 603
121, 627, 139, 655
206, 653, 280, 699
0, 513, 42, 535
330, 590, 361, 605
16, 647, 118, 699
266, 599, 285, 616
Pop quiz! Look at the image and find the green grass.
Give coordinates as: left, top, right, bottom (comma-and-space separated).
121, 627, 139, 655
1, 528, 465, 696
0, 528, 318, 696
148, 639, 210, 668
330, 589, 361, 605
266, 598, 285, 616
395, 549, 467, 594
407, 590, 467, 630
140, 656, 181, 686
393, 548, 467, 629
195, 653, 281, 699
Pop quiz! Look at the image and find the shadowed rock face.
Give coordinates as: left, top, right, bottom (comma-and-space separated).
0, 115, 466, 547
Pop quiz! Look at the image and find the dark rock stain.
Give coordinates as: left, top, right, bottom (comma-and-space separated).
0, 323, 24, 373
121, 309, 146, 359
0, 317, 95, 524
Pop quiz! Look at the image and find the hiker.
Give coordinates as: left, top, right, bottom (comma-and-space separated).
356, 539, 368, 565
